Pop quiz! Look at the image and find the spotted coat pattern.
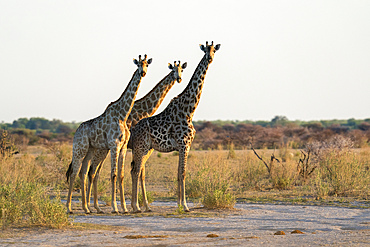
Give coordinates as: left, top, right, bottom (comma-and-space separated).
82, 61, 187, 213
65, 55, 152, 214
131, 42, 221, 212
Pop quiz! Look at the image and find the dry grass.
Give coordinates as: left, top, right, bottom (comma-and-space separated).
1, 143, 369, 229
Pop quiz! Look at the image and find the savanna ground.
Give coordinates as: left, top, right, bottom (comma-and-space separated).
1, 139, 370, 246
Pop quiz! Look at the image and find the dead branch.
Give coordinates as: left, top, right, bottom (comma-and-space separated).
250, 145, 271, 174
297, 150, 317, 181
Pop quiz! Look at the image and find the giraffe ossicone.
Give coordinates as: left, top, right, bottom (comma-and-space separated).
131, 41, 220, 213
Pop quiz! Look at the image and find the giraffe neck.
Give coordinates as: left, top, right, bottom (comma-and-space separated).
127, 72, 176, 128
107, 69, 143, 122
173, 55, 210, 119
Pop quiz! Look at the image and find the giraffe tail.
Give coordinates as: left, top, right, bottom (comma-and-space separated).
130, 160, 135, 172
66, 161, 73, 183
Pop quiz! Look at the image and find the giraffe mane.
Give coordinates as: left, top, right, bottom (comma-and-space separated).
174, 55, 207, 99
133, 72, 173, 105
104, 69, 140, 111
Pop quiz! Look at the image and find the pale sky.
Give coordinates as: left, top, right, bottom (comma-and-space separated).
1, 0, 369, 124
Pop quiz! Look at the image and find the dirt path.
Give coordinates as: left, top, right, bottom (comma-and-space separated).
1, 202, 369, 246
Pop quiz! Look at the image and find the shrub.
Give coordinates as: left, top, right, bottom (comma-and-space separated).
0, 130, 18, 158
318, 150, 369, 197
270, 161, 299, 190
185, 166, 230, 198
0, 182, 69, 229
308, 137, 370, 197
311, 169, 329, 199
202, 190, 236, 209
183, 152, 236, 209
237, 152, 268, 190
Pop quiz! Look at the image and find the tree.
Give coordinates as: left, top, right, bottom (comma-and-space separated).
271, 116, 288, 127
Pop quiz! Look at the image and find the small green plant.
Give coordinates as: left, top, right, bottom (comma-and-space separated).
100, 193, 111, 206
175, 205, 186, 214
138, 191, 154, 207
157, 152, 162, 158
202, 189, 236, 209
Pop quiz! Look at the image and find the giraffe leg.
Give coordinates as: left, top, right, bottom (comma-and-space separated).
178, 147, 190, 212
131, 148, 153, 213
86, 151, 99, 212
66, 155, 85, 214
140, 149, 154, 212
88, 149, 108, 213
66, 138, 89, 214
110, 148, 120, 214
79, 148, 95, 214
131, 156, 142, 213
118, 143, 128, 214
93, 160, 105, 213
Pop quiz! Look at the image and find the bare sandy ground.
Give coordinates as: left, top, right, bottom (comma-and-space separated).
1, 202, 369, 246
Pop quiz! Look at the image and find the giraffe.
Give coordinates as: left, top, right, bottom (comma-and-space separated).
65, 54, 152, 214
83, 61, 187, 213
131, 41, 220, 212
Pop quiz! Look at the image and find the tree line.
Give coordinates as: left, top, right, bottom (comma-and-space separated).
1, 116, 370, 149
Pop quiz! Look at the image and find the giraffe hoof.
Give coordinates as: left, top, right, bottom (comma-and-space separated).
122, 211, 129, 214
133, 210, 142, 214
67, 211, 73, 215
97, 211, 105, 214
145, 209, 152, 212
111, 210, 119, 214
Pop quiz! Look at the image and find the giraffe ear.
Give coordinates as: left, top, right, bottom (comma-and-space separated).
200, 44, 205, 52
215, 44, 221, 51
182, 62, 187, 69
168, 63, 174, 69
147, 58, 152, 64
133, 59, 139, 65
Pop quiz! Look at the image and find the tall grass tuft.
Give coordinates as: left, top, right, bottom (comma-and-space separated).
318, 150, 370, 197
270, 160, 299, 190
185, 152, 235, 209
185, 153, 231, 198
308, 137, 370, 198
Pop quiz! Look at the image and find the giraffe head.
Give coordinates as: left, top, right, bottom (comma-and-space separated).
168, 61, 187, 83
133, 54, 152, 77
199, 41, 221, 63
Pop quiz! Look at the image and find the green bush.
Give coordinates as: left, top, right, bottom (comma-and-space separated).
0, 182, 69, 229
202, 190, 236, 209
